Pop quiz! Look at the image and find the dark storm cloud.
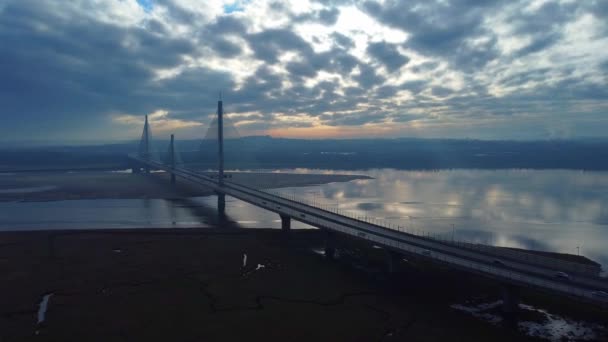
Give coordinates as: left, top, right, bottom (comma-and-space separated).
509, 1, 581, 58
431, 86, 454, 98
362, 0, 501, 71
0, 0, 236, 137
411, 61, 439, 74
400, 80, 427, 95
318, 8, 341, 25
295, 8, 341, 25
331, 32, 355, 49
375, 85, 398, 98
247, 28, 314, 63
1, 0, 606, 141
286, 60, 318, 78
366, 41, 410, 72
210, 38, 243, 58
353, 63, 385, 88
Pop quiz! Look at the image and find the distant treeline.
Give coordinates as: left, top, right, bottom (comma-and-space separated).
2, 137, 608, 171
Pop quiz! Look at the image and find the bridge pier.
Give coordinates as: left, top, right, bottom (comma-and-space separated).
324, 230, 336, 259
217, 193, 226, 215
280, 214, 291, 232
384, 249, 401, 274
501, 284, 520, 315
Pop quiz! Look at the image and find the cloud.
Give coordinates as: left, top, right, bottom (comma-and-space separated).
366, 41, 410, 72
0, 0, 607, 141
113, 109, 203, 131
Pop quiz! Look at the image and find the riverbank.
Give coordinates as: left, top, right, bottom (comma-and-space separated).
1, 228, 605, 341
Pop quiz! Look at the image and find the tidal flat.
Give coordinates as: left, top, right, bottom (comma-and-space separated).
0, 228, 545, 341
0, 171, 370, 202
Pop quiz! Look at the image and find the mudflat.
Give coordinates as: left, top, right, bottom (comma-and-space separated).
0, 228, 534, 342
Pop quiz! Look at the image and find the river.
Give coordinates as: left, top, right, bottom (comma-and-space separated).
0, 168, 606, 269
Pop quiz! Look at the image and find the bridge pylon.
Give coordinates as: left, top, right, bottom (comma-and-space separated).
142, 115, 150, 173
170, 134, 176, 184
216, 94, 226, 215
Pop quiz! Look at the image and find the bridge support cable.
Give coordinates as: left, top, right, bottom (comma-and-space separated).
136, 114, 162, 173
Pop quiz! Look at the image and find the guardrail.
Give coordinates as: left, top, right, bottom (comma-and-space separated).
129, 156, 608, 306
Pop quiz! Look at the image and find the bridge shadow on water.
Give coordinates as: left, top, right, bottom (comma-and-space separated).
165, 197, 243, 229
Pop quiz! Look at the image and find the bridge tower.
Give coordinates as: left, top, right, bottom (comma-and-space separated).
217, 93, 226, 214
142, 114, 151, 174
170, 134, 176, 184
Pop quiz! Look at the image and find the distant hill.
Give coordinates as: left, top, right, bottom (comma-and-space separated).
2, 137, 608, 171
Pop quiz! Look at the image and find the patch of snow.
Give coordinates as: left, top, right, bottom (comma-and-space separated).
242, 253, 247, 267
255, 264, 265, 271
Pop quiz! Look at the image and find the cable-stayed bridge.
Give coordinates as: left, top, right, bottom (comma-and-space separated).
128, 99, 608, 311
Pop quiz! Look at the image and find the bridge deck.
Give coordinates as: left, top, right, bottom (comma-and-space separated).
129, 155, 608, 307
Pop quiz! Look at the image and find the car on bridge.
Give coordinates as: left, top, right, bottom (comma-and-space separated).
554, 271, 571, 281
421, 249, 431, 256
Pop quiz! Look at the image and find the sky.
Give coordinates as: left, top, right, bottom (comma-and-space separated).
0, 0, 607, 143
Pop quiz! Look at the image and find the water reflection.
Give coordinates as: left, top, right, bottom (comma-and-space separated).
0, 169, 606, 269
274, 169, 608, 269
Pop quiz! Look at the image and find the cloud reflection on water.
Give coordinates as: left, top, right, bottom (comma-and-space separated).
280, 169, 608, 268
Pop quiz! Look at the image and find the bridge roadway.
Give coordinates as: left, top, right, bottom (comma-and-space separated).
130, 155, 608, 307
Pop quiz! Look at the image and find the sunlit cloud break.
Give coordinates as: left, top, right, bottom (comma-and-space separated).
113, 110, 203, 132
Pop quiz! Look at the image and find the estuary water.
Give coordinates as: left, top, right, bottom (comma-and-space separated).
0, 168, 607, 268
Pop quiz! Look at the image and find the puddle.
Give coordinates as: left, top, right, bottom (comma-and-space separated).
311, 248, 325, 256
108, 169, 132, 173
36, 293, 53, 325
451, 299, 606, 341
518, 304, 605, 341
450, 300, 503, 325
0, 186, 57, 194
